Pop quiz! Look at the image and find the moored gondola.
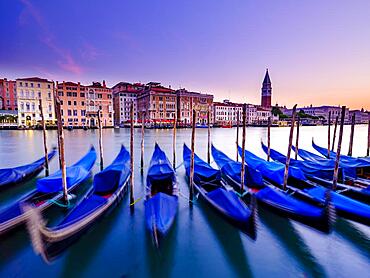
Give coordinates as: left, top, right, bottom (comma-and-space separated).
0, 146, 96, 236
211, 145, 335, 232
145, 144, 178, 246
183, 144, 256, 237
242, 145, 370, 226
0, 149, 57, 191
24, 145, 131, 260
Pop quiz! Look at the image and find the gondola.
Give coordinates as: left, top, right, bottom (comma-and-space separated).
0, 146, 96, 236
241, 145, 370, 226
211, 145, 334, 231
262, 142, 370, 203
25, 145, 131, 260
183, 144, 256, 236
297, 140, 370, 187
145, 144, 178, 245
0, 149, 57, 191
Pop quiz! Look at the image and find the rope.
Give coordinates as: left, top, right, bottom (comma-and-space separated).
175, 161, 184, 170
130, 195, 144, 206
48, 198, 72, 208
234, 190, 249, 198
178, 189, 198, 203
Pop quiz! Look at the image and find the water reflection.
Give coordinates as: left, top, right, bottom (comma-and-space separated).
259, 209, 327, 277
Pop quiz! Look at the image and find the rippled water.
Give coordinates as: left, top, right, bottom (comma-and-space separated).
0, 125, 369, 278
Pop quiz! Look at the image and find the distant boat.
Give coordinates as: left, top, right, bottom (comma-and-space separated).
0, 147, 97, 236
196, 123, 210, 128
145, 144, 178, 246
0, 150, 57, 191
25, 145, 131, 260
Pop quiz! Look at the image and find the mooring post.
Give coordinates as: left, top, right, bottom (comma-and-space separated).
348, 113, 355, 156
207, 108, 211, 164
331, 115, 339, 152
327, 111, 331, 158
53, 82, 68, 203
240, 104, 247, 194
333, 106, 346, 190
236, 110, 240, 162
130, 101, 134, 205
141, 113, 145, 175
267, 116, 271, 161
367, 113, 370, 157
97, 109, 104, 171
189, 109, 196, 203
294, 116, 300, 160
173, 109, 177, 169
39, 98, 49, 176
54, 81, 62, 169
283, 104, 297, 191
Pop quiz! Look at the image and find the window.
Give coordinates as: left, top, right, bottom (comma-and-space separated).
48, 92, 51, 99
38, 83, 41, 88
47, 84, 51, 89
97, 94, 102, 99
31, 83, 34, 88
26, 102, 30, 111
73, 110, 77, 116
68, 101, 71, 105
60, 100, 64, 105
81, 110, 86, 116
80, 93, 85, 97
73, 101, 77, 106
25, 82, 28, 87
59, 92, 64, 96
38, 92, 41, 98
81, 101, 85, 106
67, 92, 72, 97
72, 92, 77, 97
67, 110, 72, 116
31, 103, 35, 111
49, 113, 52, 118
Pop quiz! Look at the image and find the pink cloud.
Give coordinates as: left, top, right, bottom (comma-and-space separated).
18, 0, 83, 75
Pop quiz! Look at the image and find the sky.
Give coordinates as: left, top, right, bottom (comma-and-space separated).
0, 0, 369, 110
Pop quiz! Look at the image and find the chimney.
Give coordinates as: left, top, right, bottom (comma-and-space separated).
103, 80, 106, 88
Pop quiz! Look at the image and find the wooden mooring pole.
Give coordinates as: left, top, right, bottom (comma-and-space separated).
53, 82, 68, 203
130, 102, 134, 205
141, 113, 145, 175
367, 114, 370, 157
189, 109, 196, 203
267, 116, 271, 161
39, 98, 49, 176
240, 104, 247, 194
333, 106, 346, 190
207, 109, 211, 164
327, 111, 331, 158
97, 109, 104, 171
236, 110, 240, 162
348, 113, 355, 156
173, 110, 177, 169
283, 104, 297, 191
54, 82, 62, 169
331, 115, 339, 152
294, 116, 300, 160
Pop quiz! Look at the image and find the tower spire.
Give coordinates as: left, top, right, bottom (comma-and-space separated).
261, 69, 272, 108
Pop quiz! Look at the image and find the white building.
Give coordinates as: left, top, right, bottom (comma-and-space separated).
349, 109, 369, 124
16, 77, 56, 127
213, 100, 266, 125
283, 105, 350, 123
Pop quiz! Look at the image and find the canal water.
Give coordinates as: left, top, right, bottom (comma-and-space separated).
0, 125, 369, 278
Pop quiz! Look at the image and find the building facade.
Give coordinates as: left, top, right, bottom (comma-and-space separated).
176, 89, 213, 125
112, 82, 143, 126
57, 81, 87, 127
0, 78, 17, 111
137, 82, 176, 125
349, 109, 369, 124
261, 69, 272, 108
16, 77, 55, 126
85, 81, 113, 127
283, 105, 350, 123
213, 100, 243, 126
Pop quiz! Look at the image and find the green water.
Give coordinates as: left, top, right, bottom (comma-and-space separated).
0, 126, 369, 277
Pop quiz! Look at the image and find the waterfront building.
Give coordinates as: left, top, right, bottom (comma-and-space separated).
0, 78, 17, 111
255, 106, 272, 124
176, 89, 213, 126
57, 81, 87, 128
283, 105, 350, 123
112, 82, 144, 126
16, 77, 55, 127
137, 82, 176, 126
85, 81, 114, 127
349, 109, 369, 124
261, 69, 272, 108
213, 100, 243, 126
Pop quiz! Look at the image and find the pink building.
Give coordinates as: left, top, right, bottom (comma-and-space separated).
0, 78, 17, 110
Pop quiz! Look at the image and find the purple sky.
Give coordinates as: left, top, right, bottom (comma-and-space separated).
1, 0, 369, 109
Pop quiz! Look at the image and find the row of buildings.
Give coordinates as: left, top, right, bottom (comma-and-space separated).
0, 70, 368, 128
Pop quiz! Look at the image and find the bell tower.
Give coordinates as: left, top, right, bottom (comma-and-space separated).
261, 69, 272, 108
